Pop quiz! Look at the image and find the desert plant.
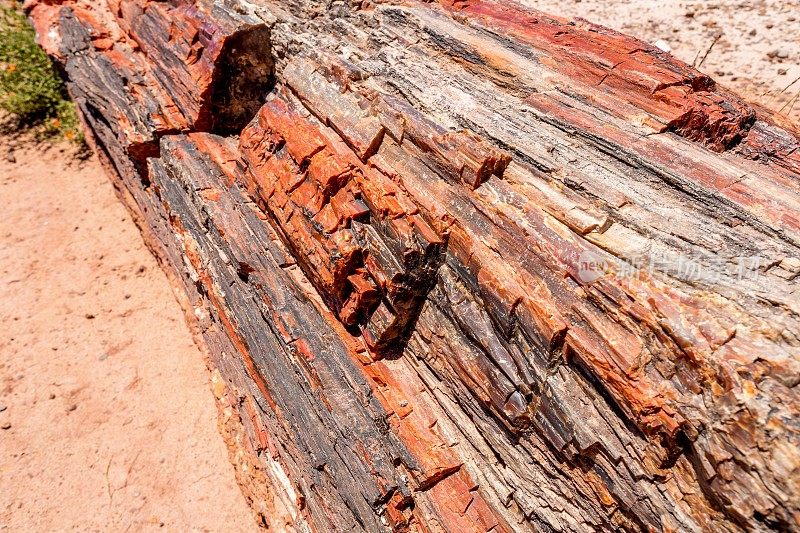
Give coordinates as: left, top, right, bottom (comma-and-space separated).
0, 3, 83, 143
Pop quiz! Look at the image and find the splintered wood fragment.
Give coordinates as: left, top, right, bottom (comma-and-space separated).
29, 0, 800, 531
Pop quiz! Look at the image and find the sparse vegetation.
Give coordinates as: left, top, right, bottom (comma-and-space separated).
0, 3, 83, 143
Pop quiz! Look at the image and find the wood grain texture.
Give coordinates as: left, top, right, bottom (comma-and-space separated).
29, 0, 800, 531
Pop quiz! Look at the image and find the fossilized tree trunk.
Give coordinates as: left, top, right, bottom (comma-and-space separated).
27, 0, 800, 531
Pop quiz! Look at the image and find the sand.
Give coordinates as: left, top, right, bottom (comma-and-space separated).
0, 140, 255, 531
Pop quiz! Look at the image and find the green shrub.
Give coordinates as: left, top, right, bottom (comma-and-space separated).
0, 3, 83, 143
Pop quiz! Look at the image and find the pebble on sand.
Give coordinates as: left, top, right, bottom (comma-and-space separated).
768, 48, 790, 59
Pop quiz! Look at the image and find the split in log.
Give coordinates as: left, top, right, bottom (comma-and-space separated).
28, 0, 800, 531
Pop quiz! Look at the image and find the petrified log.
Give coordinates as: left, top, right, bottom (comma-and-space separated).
28, 0, 800, 531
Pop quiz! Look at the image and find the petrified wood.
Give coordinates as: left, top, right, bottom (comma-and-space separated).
29, 0, 800, 531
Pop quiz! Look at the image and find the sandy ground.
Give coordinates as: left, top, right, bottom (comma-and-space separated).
532, 0, 800, 121
0, 1, 798, 531
0, 139, 255, 531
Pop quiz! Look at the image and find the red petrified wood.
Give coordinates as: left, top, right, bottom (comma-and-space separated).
28, 0, 800, 531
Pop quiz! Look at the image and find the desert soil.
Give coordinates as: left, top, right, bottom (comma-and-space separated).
0, 1, 798, 531
0, 139, 255, 531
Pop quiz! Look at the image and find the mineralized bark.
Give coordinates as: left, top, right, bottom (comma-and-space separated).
29, 0, 800, 531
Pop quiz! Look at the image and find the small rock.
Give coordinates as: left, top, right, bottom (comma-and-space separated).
49, 393, 56, 400
685, 9, 695, 17
654, 39, 672, 53
98, 353, 108, 361
5, 152, 16, 164
1, 422, 10, 430
749, 28, 757, 36
210, 370, 226, 399
66, 403, 77, 412
85, 313, 95, 319
766, 22, 774, 29
0, 405, 6, 412
777, 49, 790, 59
778, 68, 788, 75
